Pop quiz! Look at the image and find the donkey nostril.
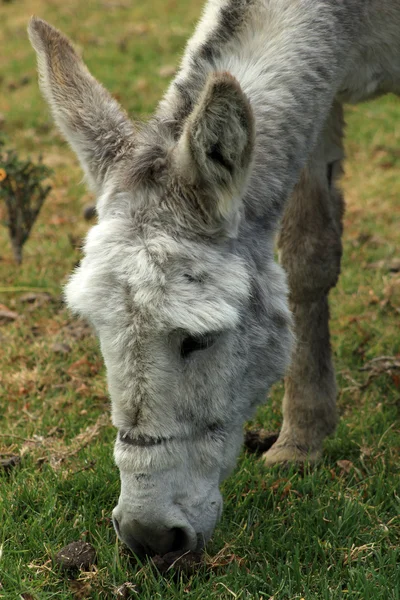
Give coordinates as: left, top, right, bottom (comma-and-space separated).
112, 512, 196, 556
112, 516, 121, 537
169, 526, 188, 552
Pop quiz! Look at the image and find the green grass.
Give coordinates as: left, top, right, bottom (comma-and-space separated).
0, 1, 399, 598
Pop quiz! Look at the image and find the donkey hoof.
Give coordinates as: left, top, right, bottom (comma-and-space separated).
262, 443, 322, 466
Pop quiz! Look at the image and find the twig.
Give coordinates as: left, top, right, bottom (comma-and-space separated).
0, 433, 34, 442
71, 460, 96, 475
0, 286, 54, 293
359, 356, 400, 371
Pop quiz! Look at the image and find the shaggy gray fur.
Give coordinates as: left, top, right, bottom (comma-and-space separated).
29, 0, 400, 555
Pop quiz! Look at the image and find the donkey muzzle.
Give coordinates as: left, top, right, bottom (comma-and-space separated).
112, 507, 198, 557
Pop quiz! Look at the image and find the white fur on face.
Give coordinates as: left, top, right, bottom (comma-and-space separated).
66, 216, 250, 336
112, 423, 244, 550
65, 214, 250, 535
65, 206, 291, 546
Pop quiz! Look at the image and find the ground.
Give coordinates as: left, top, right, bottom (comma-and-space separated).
0, 1, 399, 598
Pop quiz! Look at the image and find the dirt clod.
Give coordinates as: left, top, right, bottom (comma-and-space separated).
244, 429, 279, 455
152, 550, 203, 574
55, 541, 96, 571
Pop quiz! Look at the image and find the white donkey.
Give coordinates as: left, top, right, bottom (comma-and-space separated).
29, 0, 400, 557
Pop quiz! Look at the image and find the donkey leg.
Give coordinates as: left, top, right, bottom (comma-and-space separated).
264, 102, 345, 465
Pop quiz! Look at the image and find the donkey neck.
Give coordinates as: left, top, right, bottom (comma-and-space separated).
157, 0, 360, 225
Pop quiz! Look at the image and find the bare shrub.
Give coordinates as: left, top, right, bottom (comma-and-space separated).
0, 135, 52, 264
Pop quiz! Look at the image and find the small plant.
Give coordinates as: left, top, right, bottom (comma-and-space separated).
0, 135, 52, 264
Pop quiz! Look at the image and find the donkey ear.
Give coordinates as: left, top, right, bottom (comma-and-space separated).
175, 72, 254, 219
28, 17, 135, 192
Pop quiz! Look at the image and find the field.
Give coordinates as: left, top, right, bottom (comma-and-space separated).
0, 1, 399, 598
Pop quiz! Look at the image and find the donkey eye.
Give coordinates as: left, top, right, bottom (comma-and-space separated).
180, 334, 216, 359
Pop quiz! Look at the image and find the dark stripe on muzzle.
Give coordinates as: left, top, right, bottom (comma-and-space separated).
119, 423, 225, 448
119, 431, 168, 447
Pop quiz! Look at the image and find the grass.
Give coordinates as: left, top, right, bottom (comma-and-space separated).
0, 0, 399, 598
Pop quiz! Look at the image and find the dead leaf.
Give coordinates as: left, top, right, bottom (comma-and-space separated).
62, 320, 92, 341
69, 580, 92, 600
51, 342, 72, 355
359, 355, 400, 373
368, 258, 400, 272
131, 23, 150, 35
114, 582, 139, 597
118, 25, 151, 51
48, 414, 110, 469
158, 65, 176, 78
47, 425, 65, 437
270, 478, 289, 491
74, 383, 90, 394
67, 357, 100, 377
348, 356, 400, 391
379, 161, 394, 170
360, 446, 373, 457
0, 304, 18, 323
350, 232, 385, 249
135, 78, 149, 92
20, 292, 53, 305
207, 544, 247, 571
392, 374, 400, 388
282, 482, 292, 496
343, 543, 376, 565
14, 415, 108, 470
20, 594, 36, 600
27, 558, 54, 575
337, 459, 354, 474
48, 214, 72, 226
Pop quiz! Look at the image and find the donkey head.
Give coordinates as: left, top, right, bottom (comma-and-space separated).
29, 18, 292, 556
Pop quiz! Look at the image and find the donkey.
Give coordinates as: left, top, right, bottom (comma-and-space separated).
28, 0, 400, 556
